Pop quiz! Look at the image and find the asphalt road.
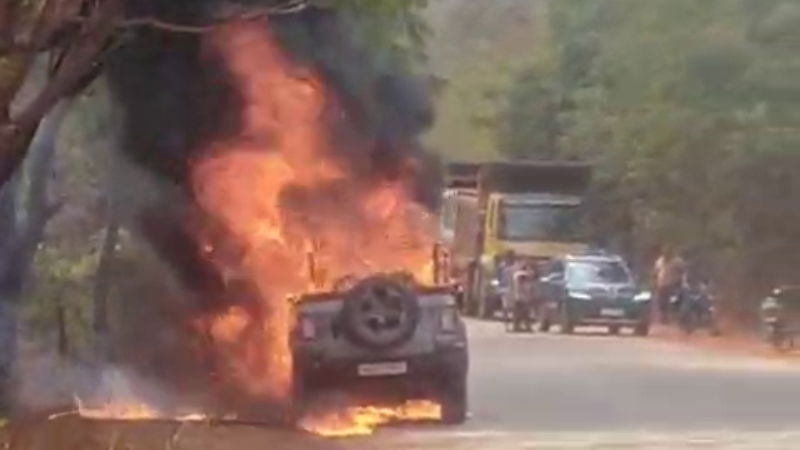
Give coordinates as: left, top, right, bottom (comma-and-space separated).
8, 319, 800, 449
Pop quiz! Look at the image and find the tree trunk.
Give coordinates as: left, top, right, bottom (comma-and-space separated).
93, 217, 119, 361
0, 0, 122, 189
0, 99, 68, 411
56, 293, 68, 357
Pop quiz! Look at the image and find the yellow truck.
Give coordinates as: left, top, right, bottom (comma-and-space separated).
440, 161, 593, 318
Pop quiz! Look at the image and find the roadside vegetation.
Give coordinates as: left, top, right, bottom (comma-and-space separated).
460, 0, 800, 323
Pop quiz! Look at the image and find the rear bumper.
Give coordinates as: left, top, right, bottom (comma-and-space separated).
294, 345, 468, 395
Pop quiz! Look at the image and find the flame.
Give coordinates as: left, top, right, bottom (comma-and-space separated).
72, 368, 218, 422
190, 21, 435, 406
76, 398, 210, 423
300, 400, 442, 437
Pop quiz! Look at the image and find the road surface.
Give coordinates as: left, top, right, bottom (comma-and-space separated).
7, 319, 800, 449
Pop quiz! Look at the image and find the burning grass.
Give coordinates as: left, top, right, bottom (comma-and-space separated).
299, 400, 442, 437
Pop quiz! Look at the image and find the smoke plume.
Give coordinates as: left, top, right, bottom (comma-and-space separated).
99, 2, 439, 414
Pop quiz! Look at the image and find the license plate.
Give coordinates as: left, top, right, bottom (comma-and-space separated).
357, 361, 408, 377
601, 308, 625, 318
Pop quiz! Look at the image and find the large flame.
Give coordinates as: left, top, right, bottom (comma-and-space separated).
191, 21, 435, 406
300, 400, 442, 437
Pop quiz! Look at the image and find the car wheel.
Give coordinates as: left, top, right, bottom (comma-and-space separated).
770, 328, 790, 352
634, 322, 650, 336
559, 307, 574, 334
440, 376, 467, 425
608, 325, 620, 335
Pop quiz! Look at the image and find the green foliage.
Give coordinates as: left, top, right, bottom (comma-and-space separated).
313, 0, 431, 69
25, 242, 99, 355
423, 0, 544, 160
22, 80, 115, 357
488, 0, 800, 319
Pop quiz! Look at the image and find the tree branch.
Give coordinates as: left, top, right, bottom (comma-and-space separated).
0, 0, 122, 189
0, 0, 310, 56
114, 0, 310, 34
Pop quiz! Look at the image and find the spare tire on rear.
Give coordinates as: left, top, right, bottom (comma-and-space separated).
340, 275, 420, 350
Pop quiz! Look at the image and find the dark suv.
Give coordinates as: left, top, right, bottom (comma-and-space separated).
538, 253, 651, 335
291, 274, 469, 423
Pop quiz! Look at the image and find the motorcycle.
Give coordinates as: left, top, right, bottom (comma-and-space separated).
760, 287, 800, 352
674, 279, 720, 336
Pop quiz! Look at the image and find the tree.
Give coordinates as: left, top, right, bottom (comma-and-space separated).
489, 0, 800, 321
0, 0, 121, 188
1, 0, 435, 411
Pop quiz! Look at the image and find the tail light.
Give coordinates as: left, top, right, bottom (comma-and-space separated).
300, 316, 317, 340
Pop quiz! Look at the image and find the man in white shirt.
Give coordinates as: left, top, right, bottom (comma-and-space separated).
653, 246, 686, 324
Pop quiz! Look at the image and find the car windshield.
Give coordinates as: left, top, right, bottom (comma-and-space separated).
567, 261, 632, 286
498, 203, 583, 241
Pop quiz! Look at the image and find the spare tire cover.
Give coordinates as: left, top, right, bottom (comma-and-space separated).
340, 275, 420, 350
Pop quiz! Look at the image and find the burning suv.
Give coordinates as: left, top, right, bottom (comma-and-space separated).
291, 274, 468, 424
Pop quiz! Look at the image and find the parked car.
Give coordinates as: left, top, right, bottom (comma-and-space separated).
760, 285, 800, 352
538, 253, 651, 335
291, 274, 469, 423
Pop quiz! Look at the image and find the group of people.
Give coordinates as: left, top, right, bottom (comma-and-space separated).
494, 245, 709, 331
653, 245, 716, 323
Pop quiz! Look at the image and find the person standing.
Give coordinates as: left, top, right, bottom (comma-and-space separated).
497, 251, 516, 324
652, 246, 686, 324
511, 260, 538, 332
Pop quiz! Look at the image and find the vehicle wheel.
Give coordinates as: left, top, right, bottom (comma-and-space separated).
608, 325, 620, 335
634, 322, 650, 336
440, 377, 467, 425
771, 330, 791, 352
773, 337, 790, 352
559, 308, 574, 334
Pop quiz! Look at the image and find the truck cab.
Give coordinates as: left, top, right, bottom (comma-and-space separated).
440, 161, 593, 318
483, 192, 587, 262
477, 192, 588, 318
